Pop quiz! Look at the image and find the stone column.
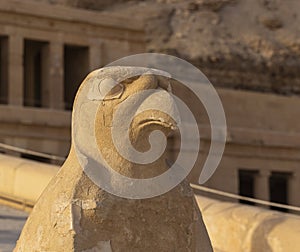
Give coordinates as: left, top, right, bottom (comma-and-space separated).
255, 170, 270, 201
0, 37, 8, 104
89, 41, 102, 71
43, 42, 64, 109
8, 35, 23, 106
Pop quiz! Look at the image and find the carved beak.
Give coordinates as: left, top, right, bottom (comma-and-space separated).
135, 88, 180, 131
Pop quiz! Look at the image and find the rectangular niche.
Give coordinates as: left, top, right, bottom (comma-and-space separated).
23, 39, 49, 108
269, 171, 291, 212
238, 169, 258, 206
64, 44, 89, 110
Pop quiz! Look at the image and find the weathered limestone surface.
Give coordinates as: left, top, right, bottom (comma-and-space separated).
196, 195, 300, 252
2, 153, 300, 251
14, 67, 212, 251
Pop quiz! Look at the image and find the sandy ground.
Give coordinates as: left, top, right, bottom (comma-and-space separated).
0, 205, 28, 252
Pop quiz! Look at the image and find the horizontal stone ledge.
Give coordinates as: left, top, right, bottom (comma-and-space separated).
178, 122, 300, 149
0, 0, 143, 31
195, 194, 300, 252
0, 0, 144, 32
0, 105, 71, 127
0, 154, 59, 204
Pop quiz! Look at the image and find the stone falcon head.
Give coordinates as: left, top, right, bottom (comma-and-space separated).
73, 66, 182, 181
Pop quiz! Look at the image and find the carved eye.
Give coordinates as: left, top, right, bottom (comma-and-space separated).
99, 78, 124, 100
88, 77, 124, 101
106, 83, 124, 98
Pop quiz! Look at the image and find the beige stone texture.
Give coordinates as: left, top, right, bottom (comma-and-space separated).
1, 152, 300, 251
87, 0, 300, 94
14, 68, 213, 251
196, 195, 300, 252
1, 1, 300, 211
0, 0, 145, 158
7, 35, 23, 106
0, 154, 59, 205
1, 153, 300, 251
2, 84, 300, 206
20, 0, 300, 94
2, 81, 300, 207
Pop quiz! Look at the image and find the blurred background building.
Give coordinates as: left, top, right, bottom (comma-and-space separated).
0, 0, 145, 158
0, 0, 300, 213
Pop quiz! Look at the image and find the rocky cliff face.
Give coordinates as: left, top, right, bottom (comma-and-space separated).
31, 0, 300, 94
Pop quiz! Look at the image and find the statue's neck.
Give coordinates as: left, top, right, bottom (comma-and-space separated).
96, 126, 169, 179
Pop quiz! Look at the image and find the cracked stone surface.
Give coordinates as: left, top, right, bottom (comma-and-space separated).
14, 67, 212, 251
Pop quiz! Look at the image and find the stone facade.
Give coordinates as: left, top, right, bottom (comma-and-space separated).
0, 0, 145, 157
186, 88, 300, 211
0, 0, 299, 214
